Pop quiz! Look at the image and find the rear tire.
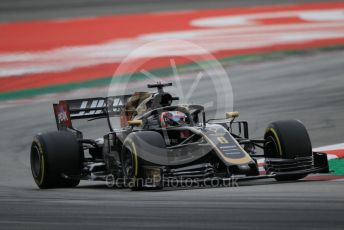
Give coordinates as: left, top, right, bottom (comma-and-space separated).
264, 120, 312, 181
30, 131, 81, 188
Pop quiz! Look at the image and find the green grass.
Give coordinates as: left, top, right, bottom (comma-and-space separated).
329, 158, 344, 176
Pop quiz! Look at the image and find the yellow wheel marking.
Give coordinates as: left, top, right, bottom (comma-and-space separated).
39, 151, 45, 185
131, 141, 139, 177
268, 128, 283, 156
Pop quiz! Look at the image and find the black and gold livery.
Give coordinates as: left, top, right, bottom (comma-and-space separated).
30, 82, 329, 190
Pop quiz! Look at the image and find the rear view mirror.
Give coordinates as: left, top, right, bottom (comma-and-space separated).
128, 120, 143, 126
225, 111, 240, 119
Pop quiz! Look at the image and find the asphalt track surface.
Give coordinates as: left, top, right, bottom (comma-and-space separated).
1, 1, 344, 230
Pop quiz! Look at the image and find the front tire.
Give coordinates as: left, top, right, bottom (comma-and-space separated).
264, 120, 312, 181
30, 131, 81, 188
121, 140, 144, 191
121, 131, 166, 191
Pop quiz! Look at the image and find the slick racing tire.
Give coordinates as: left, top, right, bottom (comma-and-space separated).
121, 131, 165, 191
30, 131, 81, 189
264, 120, 312, 181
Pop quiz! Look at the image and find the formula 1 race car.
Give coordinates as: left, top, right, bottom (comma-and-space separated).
30, 82, 329, 190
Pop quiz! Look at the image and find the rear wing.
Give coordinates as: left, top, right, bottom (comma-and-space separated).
53, 95, 132, 130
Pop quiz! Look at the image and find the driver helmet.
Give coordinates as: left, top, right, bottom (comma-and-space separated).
160, 111, 188, 128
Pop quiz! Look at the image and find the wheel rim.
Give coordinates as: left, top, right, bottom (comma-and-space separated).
122, 148, 134, 178
265, 135, 279, 157
31, 145, 41, 178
